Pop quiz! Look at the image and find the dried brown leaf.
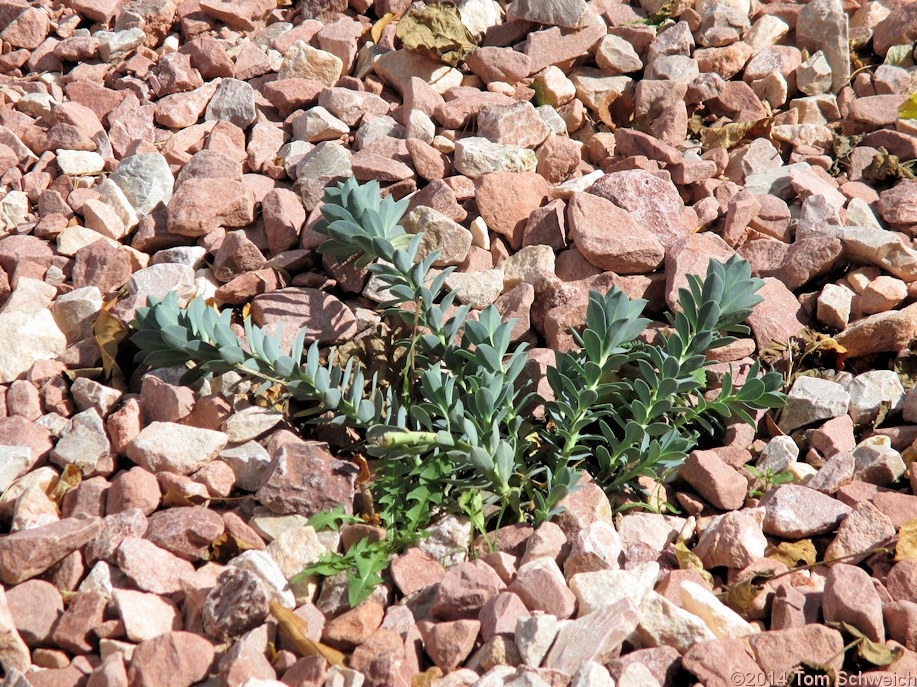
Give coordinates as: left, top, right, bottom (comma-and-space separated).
270, 602, 347, 667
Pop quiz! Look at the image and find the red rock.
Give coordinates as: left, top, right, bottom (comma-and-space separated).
140, 376, 195, 425
475, 172, 550, 250
878, 181, 917, 226
567, 191, 664, 274
679, 451, 748, 511
887, 561, 917, 604
107, 466, 161, 516
116, 537, 195, 595
71, 240, 133, 295
749, 625, 845, 675
823, 563, 884, 642
848, 95, 908, 129
203, 566, 270, 640
218, 636, 276, 685
406, 138, 451, 182
86, 508, 148, 565
251, 288, 357, 348
477, 101, 551, 149
433, 91, 514, 129
255, 442, 358, 517
431, 559, 507, 620
322, 600, 385, 651
508, 557, 576, 619
683, 638, 766, 687
417, 619, 480, 672
524, 199, 566, 251
746, 278, 807, 351
6, 579, 63, 647
0, 515, 102, 585
213, 230, 266, 283
465, 47, 532, 84
536, 135, 581, 183
810, 415, 856, 459
262, 188, 305, 257
390, 548, 445, 597
51, 591, 106, 655
836, 303, 917, 358
478, 591, 530, 641
885, 601, 917, 651
127, 632, 215, 687
145, 506, 225, 561
590, 169, 690, 251
166, 178, 254, 237
524, 22, 606, 75
0, 415, 51, 462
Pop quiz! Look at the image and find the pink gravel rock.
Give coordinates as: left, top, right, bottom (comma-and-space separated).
836, 303, 917, 358
886, 560, 917, 604
749, 624, 845, 675
51, 591, 106, 655
589, 170, 690, 251
390, 548, 445, 597
508, 557, 576, 619
203, 566, 270, 640
679, 451, 748, 511
0, 514, 102, 585
745, 277, 807, 350
682, 638, 766, 687
543, 598, 640, 676
760, 485, 852, 538
418, 619, 480, 673
116, 537, 195, 595
322, 600, 385, 651
566, 192, 664, 274
474, 172, 550, 250
693, 511, 767, 569
87, 508, 149, 565
127, 632, 215, 687
255, 442, 359, 517
431, 559, 507, 621
823, 563, 885, 642
251, 287, 357, 348
145, 506, 225, 561
6, 579, 63, 647
107, 466, 161, 516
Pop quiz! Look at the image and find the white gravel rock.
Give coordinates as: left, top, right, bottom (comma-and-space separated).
755, 435, 799, 473
220, 441, 273, 492
569, 565, 658, 617
636, 591, 716, 653
52, 286, 103, 344
223, 407, 284, 443
845, 370, 905, 425
229, 550, 296, 609
56, 150, 105, 175
110, 153, 174, 216
126, 422, 227, 475
779, 376, 850, 432
679, 580, 758, 638
0, 190, 28, 230
454, 137, 537, 177
515, 614, 559, 667
0, 447, 34, 493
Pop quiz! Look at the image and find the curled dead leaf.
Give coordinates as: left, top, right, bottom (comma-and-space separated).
674, 540, 715, 587
767, 539, 817, 569
94, 300, 127, 389
395, 3, 476, 66
896, 519, 917, 561
48, 464, 82, 506
270, 602, 347, 667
